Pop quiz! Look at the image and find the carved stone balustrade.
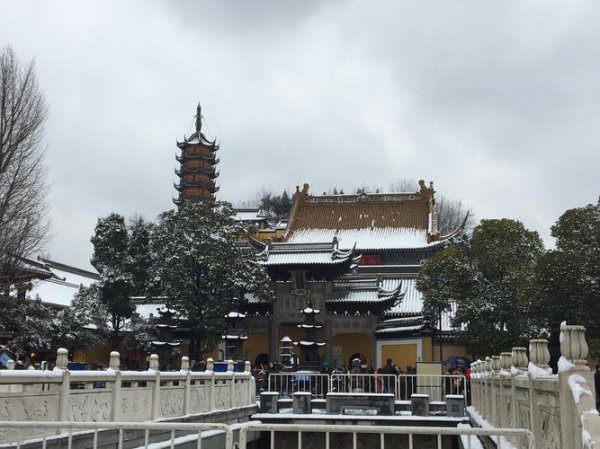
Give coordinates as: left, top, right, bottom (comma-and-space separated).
0, 349, 257, 444
469, 322, 600, 449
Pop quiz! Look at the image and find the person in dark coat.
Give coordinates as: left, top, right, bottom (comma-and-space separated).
381, 358, 396, 394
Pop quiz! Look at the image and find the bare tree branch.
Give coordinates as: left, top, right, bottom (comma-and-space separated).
0, 46, 49, 292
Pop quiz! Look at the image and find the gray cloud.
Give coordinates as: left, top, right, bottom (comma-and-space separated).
1, 0, 599, 267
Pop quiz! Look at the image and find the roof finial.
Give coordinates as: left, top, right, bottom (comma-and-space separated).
195, 103, 202, 133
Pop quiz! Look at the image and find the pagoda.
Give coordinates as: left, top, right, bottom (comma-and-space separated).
174, 104, 220, 205
221, 311, 248, 361
293, 301, 326, 370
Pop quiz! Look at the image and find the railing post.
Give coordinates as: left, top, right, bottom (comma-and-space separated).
245, 361, 254, 403
491, 355, 501, 427
227, 360, 235, 408
511, 347, 528, 448
500, 352, 512, 430
484, 357, 492, 421
206, 358, 216, 410
181, 356, 191, 415
528, 339, 549, 449
559, 321, 594, 449
149, 354, 161, 420
109, 351, 122, 422
56, 348, 71, 425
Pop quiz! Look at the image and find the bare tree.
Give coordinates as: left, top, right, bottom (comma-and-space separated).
388, 178, 475, 234
0, 47, 49, 293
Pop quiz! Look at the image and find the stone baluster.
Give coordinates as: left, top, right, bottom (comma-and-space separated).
149, 354, 160, 419
492, 355, 502, 373
245, 361, 255, 402
56, 348, 69, 370
511, 347, 528, 374
55, 348, 70, 422
484, 357, 492, 420
560, 321, 589, 371
227, 360, 235, 407
491, 356, 502, 426
500, 352, 512, 371
109, 351, 120, 371
109, 351, 122, 421
206, 358, 216, 410
181, 356, 190, 371
181, 356, 191, 415
529, 339, 550, 370
206, 358, 214, 373
149, 354, 159, 371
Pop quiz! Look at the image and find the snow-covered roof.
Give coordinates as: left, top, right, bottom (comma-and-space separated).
25, 259, 99, 307
135, 303, 167, 319
256, 241, 357, 266
384, 278, 424, 315
287, 228, 444, 251
376, 324, 425, 334
259, 252, 353, 266
234, 209, 267, 222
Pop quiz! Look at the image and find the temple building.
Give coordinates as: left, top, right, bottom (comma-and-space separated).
174, 104, 219, 205
239, 181, 468, 371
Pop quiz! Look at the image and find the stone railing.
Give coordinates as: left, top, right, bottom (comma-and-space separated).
0, 350, 256, 443
470, 321, 600, 449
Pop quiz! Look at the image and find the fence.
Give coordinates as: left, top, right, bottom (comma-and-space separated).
0, 420, 233, 449
267, 373, 329, 398
237, 422, 535, 449
470, 321, 600, 449
0, 349, 255, 443
266, 372, 465, 402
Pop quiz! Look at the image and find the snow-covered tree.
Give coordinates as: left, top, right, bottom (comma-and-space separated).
126, 216, 153, 295
6, 285, 109, 355
532, 201, 600, 342
418, 219, 544, 357
149, 201, 270, 359
90, 213, 134, 336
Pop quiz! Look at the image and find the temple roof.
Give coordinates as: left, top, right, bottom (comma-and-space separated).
256, 239, 359, 267
327, 276, 403, 305
284, 182, 466, 251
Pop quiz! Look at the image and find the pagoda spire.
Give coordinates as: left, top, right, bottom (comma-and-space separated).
195, 103, 202, 133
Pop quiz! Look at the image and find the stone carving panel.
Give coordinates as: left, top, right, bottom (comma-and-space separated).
539, 407, 561, 449
160, 387, 184, 417
121, 388, 152, 421
214, 383, 231, 409
0, 393, 59, 443
69, 390, 111, 422
189, 384, 209, 413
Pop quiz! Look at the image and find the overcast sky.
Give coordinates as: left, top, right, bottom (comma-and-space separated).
2, 1, 599, 269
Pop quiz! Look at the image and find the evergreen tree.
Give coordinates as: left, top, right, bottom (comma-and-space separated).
149, 201, 270, 359
6, 285, 108, 355
126, 217, 153, 295
532, 201, 600, 341
417, 219, 544, 357
90, 213, 134, 337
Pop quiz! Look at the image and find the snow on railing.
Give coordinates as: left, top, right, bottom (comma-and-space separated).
470, 321, 600, 449
0, 350, 256, 443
